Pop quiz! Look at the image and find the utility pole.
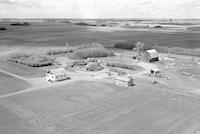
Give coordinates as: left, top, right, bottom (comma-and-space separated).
120, 49, 123, 64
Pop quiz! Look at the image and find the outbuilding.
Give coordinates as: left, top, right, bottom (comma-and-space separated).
197, 60, 200, 65
144, 49, 159, 62
46, 68, 69, 82
149, 68, 160, 75
115, 75, 134, 87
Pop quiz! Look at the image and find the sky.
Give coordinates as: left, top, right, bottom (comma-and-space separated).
0, 0, 200, 18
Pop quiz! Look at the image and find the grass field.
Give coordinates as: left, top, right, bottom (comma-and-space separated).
0, 60, 45, 78
0, 21, 200, 134
0, 22, 200, 48
0, 105, 33, 134
0, 72, 31, 95
1, 80, 200, 134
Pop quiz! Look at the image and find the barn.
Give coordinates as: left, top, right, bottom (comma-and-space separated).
144, 49, 159, 62
115, 75, 134, 87
46, 68, 69, 82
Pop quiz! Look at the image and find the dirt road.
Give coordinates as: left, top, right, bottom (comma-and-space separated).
0, 69, 30, 82
0, 47, 22, 57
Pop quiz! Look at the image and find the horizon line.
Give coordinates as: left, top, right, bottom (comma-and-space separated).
0, 17, 200, 20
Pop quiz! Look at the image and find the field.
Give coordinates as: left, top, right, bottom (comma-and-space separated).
0, 49, 200, 134
0, 80, 200, 134
0, 22, 200, 48
0, 20, 200, 134
0, 60, 45, 78
0, 72, 31, 95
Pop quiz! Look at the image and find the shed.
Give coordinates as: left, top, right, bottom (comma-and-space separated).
46, 68, 69, 82
149, 68, 160, 75
144, 49, 159, 62
115, 75, 134, 87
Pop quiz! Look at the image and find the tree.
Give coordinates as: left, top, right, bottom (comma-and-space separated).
135, 41, 145, 56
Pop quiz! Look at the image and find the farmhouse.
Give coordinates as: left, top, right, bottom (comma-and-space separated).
144, 49, 159, 62
115, 75, 134, 87
46, 68, 69, 82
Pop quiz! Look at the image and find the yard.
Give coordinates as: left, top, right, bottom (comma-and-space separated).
1, 79, 200, 134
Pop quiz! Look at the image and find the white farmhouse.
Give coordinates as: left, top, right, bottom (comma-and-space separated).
46, 68, 69, 82
115, 75, 134, 87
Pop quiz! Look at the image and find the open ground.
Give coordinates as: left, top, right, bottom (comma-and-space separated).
0, 44, 200, 134
0, 22, 200, 48
0, 21, 200, 134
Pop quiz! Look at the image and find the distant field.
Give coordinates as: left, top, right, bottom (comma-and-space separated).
0, 72, 30, 95
0, 60, 45, 78
1, 80, 200, 134
0, 22, 200, 48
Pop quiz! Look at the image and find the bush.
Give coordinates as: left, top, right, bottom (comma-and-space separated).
75, 43, 104, 50
0, 27, 7, 30
46, 48, 73, 55
113, 41, 136, 50
106, 63, 136, 70
67, 53, 82, 60
154, 25, 163, 28
86, 63, 103, 71
11, 22, 31, 26
70, 60, 88, 67
74, 48, 114, 59
76, 22, 97, 26
109, 68, 126, 75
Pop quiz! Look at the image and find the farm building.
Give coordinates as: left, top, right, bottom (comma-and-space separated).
115, 75, 134, 87
143, 49, 159, 62
198, 60, 200, 65
149, 68, 160, 75
46, 68, 69, 82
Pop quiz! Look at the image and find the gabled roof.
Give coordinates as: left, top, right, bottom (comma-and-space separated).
146, 49, 159, 58
47, 68, 67, 75
115, 76, 132, 82
150, 68, 160, 72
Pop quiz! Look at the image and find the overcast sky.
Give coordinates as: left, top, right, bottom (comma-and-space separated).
0, 0, 200, 18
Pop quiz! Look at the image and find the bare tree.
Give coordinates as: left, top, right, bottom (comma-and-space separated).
135, 41, 145, 56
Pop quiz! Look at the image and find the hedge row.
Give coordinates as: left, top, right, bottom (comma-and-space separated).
74, 48, 114, 59
109, 68, 126, 75
8, 58, 53, 67
113, 41, 136, 50
7, 53, 55, 67
75, 43, 104, 50
144, 45, 200, 57
106, 63, 136, 70
46, 48, 73, 55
